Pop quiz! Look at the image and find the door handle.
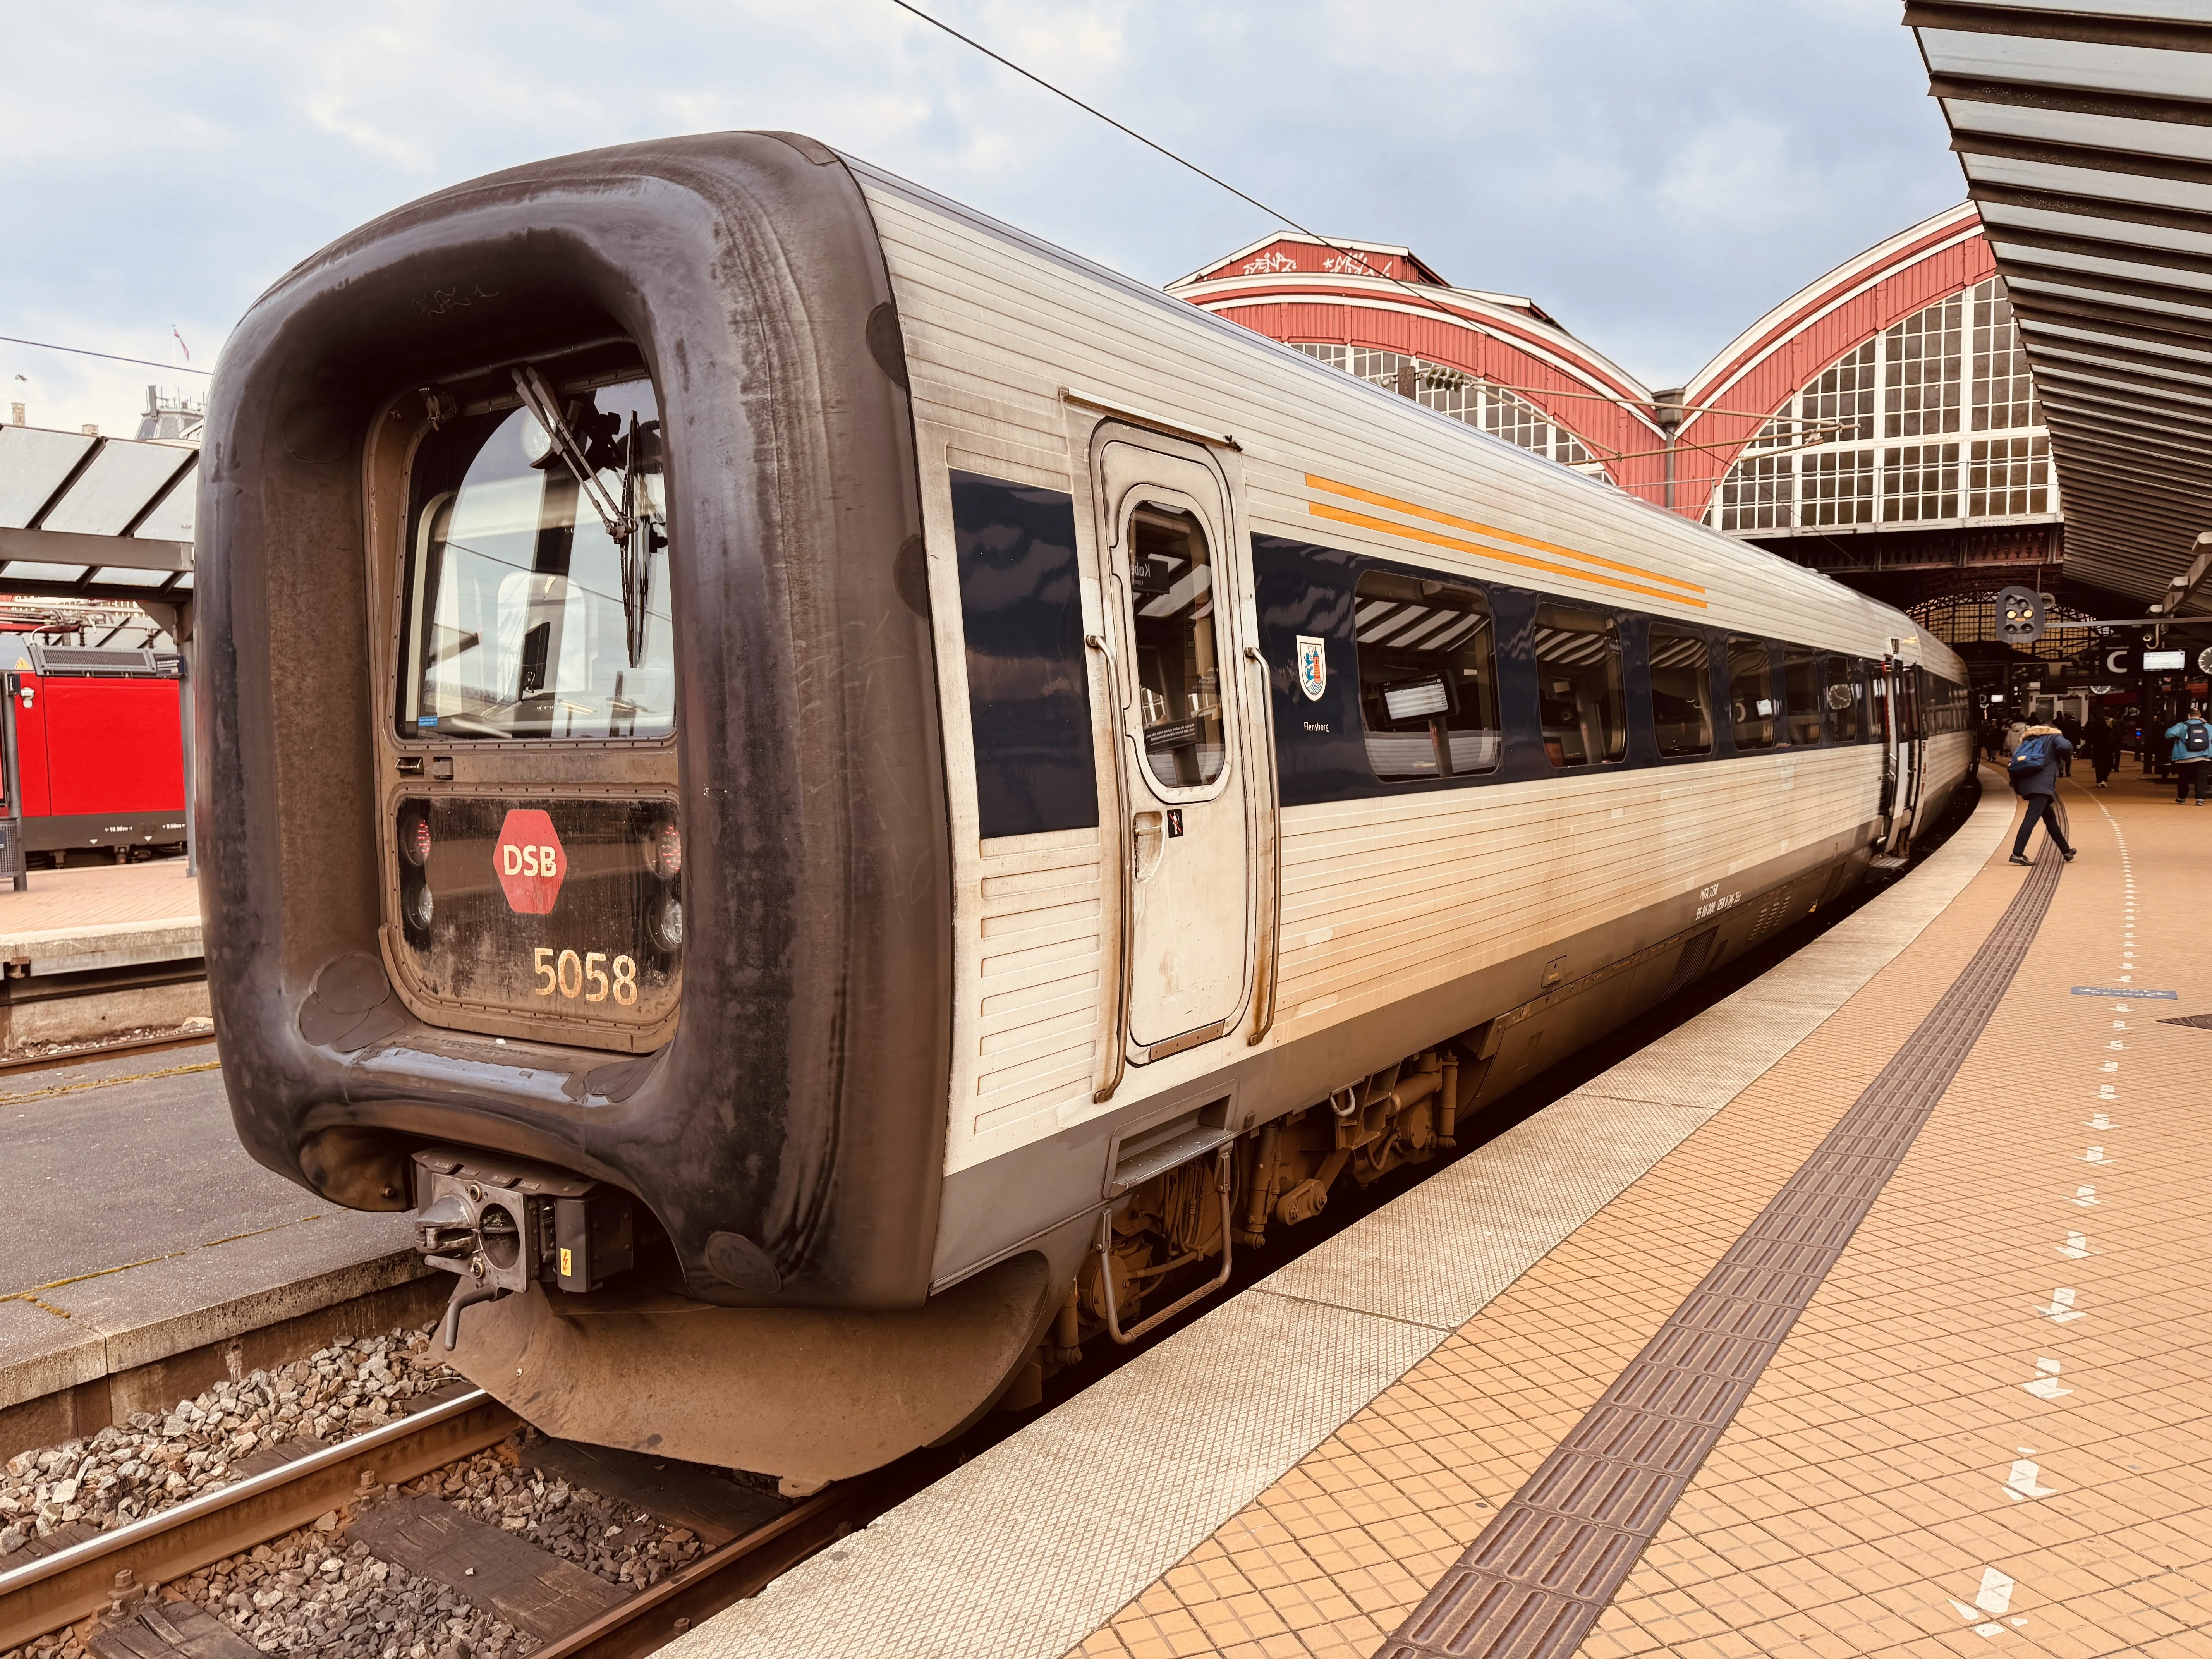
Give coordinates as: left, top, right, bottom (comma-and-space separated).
1086, 634, 1133, 1104
1243, 644, 1282, 1046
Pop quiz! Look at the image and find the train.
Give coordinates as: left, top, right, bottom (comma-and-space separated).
0, 634, 189, 864
199, 132, 1974, 1488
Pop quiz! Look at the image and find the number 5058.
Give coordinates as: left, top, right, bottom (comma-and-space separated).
534, 947, 640, 1006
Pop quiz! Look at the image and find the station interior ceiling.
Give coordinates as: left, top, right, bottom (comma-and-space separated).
1910, 0, 2212, 619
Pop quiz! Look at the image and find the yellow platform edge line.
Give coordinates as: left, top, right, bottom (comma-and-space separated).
1308, 501, 1710, 611
1305, 473, 1707, 597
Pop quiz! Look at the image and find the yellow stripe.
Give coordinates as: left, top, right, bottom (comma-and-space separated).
1305, 473, 1705, 597
1308, 501, 1709, 610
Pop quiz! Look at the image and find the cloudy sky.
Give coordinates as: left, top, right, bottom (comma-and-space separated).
0, 0, 1963, 436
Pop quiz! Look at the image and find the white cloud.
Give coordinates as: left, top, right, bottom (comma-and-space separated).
0, 0, 1966, 428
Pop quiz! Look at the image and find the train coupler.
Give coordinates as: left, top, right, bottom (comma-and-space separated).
409, 1147, 636, 1348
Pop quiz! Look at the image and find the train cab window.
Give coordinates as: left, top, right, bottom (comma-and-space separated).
1352, 571, 1501, 781
1648, 625, 1713, 758
1826, 656, 1863, 742
1535, 603, 1627, 768
1727, 636, 1777, 750
1783, 646, 1824, 745
398, 374, 674, 741
1127, 507, 1225, 790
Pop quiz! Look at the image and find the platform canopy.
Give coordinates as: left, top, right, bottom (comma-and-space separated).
1909, 0, 2212, 613
0, 423, 195, 617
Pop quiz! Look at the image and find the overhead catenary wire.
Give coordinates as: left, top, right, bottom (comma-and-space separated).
1, 335, 213, 378
881, 0, 1770, 442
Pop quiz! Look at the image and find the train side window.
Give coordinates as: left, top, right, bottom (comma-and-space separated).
1648, 625, 1713, 758
1783, 646, 1823, 745
1726, 636, 1777, 750
1826, 655, 1863, 743
951, 470, 1100, 838
1352, 571, 1501, 781
1535, 603, 1626, 767
1128, 507, 1226, 790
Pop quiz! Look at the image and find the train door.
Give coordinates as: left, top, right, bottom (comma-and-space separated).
1878, 659, 1920, 855
1091, 429, 1254, 1060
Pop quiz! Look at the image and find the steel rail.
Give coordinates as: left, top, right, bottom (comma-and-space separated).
529, 1474, 898, 1659
0, 1028, 213, 1079
0, 1389, 516, 1650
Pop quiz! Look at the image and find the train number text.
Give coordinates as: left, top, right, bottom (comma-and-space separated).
532, 947, 639, 1005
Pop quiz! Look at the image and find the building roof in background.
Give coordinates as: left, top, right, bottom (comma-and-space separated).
0, 421, 195, 608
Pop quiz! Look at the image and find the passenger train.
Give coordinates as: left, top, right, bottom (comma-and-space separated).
201, 133, 1973, 1486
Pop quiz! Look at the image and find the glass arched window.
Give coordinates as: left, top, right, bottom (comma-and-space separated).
1713, 280, 2050, 534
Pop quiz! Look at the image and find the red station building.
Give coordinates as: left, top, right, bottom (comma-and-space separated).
1169, 208, 2077, 699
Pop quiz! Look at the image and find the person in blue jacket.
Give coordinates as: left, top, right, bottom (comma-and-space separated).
2008, 724, 2077, 866
2166, 705, 2212, 804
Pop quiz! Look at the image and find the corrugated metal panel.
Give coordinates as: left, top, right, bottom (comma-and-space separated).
1909, 0, 2212, 604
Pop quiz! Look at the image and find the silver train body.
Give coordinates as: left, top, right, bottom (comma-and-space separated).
202, 134, 1972, 1484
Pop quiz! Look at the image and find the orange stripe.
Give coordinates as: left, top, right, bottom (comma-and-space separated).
1305, 473, 1705, 596
1308, 501, 1709, 610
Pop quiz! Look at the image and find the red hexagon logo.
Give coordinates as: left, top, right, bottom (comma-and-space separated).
494, 808, 565, 914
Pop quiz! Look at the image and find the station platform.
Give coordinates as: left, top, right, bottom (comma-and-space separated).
673, 770, 2212, 1659
0, 859, 204, 1051
0, 1045, 435, 1462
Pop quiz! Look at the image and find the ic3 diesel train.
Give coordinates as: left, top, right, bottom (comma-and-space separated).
201, 133, 1973, 1486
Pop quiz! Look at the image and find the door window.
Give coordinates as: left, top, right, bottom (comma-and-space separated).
1727, 637, 1776, 750
1127, 507, 1226, 790
1535, 603, 1626, 767
1783, 647, 1824, 745
1352, 571, 1500, 780
1649, 626, 1714, 758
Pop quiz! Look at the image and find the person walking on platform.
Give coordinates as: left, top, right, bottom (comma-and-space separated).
2167, 705, 2212, 804
2008, 723, 2077, 866
2056, 710, 2081, 776
2085, 713, 2121, 788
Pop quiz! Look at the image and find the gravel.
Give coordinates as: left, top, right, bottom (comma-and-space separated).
0, 1326, 457, 1557
398, 1445, 708, 1589
1, 1331, 714, 1659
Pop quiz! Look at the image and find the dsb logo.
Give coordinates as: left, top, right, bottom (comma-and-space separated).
495, 808, 566, 914
502, 843, 560, 878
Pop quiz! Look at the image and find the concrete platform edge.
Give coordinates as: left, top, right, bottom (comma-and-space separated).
668, 776, 2016, 1659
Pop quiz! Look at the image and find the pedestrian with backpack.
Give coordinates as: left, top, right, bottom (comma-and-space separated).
2166, 705, 2212, 804
2008, 724, 2078, 866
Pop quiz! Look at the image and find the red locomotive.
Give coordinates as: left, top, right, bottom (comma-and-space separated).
0, 634, 187, 864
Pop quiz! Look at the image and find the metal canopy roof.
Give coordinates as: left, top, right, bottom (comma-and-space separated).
1908, 0, 2212, 611
0, 423, 195, 609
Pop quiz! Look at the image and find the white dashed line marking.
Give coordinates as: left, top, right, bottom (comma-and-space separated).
2037, 1288, 2084, 1323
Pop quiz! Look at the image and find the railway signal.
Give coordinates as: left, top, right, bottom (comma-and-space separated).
1996, 586, 2047, 646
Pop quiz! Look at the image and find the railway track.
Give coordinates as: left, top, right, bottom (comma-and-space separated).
2, 784, 1986, 1658
0, 1387, 901, 1659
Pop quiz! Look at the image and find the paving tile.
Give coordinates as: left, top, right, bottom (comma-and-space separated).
1070, 783, 2212, 1657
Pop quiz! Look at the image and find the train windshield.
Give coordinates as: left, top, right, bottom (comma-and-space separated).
398, 375, 674, 741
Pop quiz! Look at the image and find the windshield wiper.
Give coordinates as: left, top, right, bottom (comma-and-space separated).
617, 412, 664, 669
513, 366, 663, 668
512, 366, 632, 544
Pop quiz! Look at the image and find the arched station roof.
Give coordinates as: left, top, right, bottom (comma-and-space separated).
1165, 236, 1673, 500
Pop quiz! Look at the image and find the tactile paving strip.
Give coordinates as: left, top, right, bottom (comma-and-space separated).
1372, 848, 2065, 1659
